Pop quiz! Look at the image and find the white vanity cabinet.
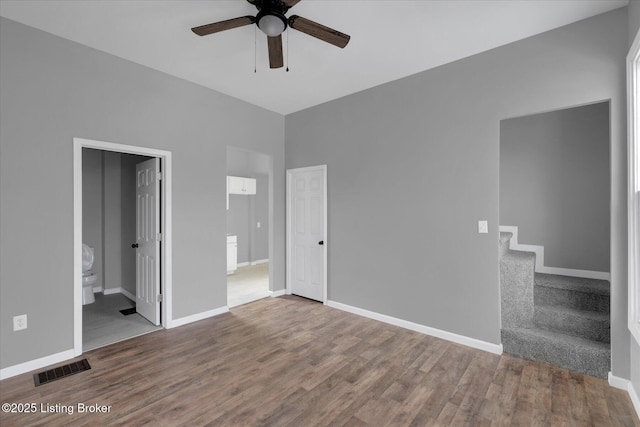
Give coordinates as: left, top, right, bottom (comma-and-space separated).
226, 235, 237, 275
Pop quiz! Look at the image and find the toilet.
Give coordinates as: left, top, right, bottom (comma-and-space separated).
82, 244, 97, 305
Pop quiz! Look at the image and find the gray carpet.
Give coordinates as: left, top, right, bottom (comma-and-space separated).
499, 232, 611, 378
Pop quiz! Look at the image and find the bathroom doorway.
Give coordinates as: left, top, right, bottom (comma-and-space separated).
226, 147, 272, 308
73, 138, 173, 355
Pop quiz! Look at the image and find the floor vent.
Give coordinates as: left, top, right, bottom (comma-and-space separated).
119, 307, 136, 316
33, 359, 91, 386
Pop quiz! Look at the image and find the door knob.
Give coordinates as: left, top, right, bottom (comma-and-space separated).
318, 241, 324, 245
131, 243, 139, 248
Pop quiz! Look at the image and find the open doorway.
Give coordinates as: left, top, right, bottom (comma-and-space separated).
81, 148, 160, 350
73, 138, 173, 356
498, 101, 611, 378
226, 147, 271, 308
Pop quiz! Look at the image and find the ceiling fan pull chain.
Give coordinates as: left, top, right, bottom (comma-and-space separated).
286, 30, 289, 72
254, 24, 257, 73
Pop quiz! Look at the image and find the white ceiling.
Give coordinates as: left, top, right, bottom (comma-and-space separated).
0, 0, 628, 115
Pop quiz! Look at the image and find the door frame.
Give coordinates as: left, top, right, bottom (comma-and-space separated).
628, 29, 640, 346
73, 137, 173, 356
286, 164, 328, 303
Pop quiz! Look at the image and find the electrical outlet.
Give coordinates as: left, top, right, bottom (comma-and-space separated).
478, 220, 489, 234
257, 222, 261, 229
13, 314, 27, 331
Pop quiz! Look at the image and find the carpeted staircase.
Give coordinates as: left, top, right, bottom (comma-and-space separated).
499, 232, 610, 378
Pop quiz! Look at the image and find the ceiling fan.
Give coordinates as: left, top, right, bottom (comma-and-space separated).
191, 0, 351, 69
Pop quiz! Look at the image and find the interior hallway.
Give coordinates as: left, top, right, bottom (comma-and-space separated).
227, 263, 269, 308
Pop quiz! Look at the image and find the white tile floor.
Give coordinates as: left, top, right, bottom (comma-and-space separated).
83, 264, 269, 350
83, 293, 161, 351
227, 262, 270, 308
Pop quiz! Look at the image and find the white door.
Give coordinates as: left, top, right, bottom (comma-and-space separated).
287, 166, 326, 302
135, 158, 161, 325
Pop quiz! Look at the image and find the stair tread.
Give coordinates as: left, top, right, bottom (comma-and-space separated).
505, 327, 610, 350
502, 250, 536, 262
535, 304, 610, 321
535, 273, 610, 296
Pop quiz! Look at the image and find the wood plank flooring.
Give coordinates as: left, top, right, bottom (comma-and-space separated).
1, 296, 638, 426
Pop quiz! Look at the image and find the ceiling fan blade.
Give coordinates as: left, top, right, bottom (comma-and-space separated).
191, 16, 255, 36
282, 0, 302, 7
268, 35, 284, 69
288, 15, 350, 48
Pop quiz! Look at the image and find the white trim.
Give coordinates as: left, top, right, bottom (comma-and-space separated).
630, 380, 640, 420
168, 306, 228, 328
120, 288, 136, 302
286, 165, 328, 304
92, 286, 103, 293
608, 372, 640, 419
234, 259, 268, 268
628, 28, 640, 347
499, 225, 610, 281
608, 372, 630, 390
73, 137, 173, 356
0, 349, 75, 380
269, 289, 286, 297
326, 300, 503, 355
101, 287, 136, 302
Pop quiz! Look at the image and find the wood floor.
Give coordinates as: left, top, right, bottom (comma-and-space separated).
1, 296, 638, 426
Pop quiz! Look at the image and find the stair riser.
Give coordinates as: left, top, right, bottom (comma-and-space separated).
534, 308, 610, 344
534, 286, 609, 313
501, 257, 535, 328
501, 329, 610, 378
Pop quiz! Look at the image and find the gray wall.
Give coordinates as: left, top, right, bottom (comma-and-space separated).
251, 174, 269, 262
82, 149, 104, 291
0, 17, 285, 369
500, 102, 610, 272
103, 150, 122, 293
285, 8, 630, 376
629, 0, 640, 407
631, 0, 640, 46
228, 195, 250, 263
227, 147, 271, 265
226, 174, 269, 264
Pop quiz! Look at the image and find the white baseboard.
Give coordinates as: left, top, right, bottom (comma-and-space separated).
102, 287, 135, 301
608, 372, 630, 390
630, 380, 640, 420
500, 226, 610, 281
236, 259, 268, 268
326, 300, 503, 355
93, 286, 103, 293
0, 349, 76, 380
269, 289, 286, 297
608, 372, 640, 419
120, 288, 136, 301
168, 306, 229, 328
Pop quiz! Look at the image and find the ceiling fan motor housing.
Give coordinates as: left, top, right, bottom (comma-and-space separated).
256, 9, 288, 36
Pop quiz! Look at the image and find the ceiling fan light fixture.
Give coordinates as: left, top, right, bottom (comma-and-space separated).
257, 11, 287, 37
